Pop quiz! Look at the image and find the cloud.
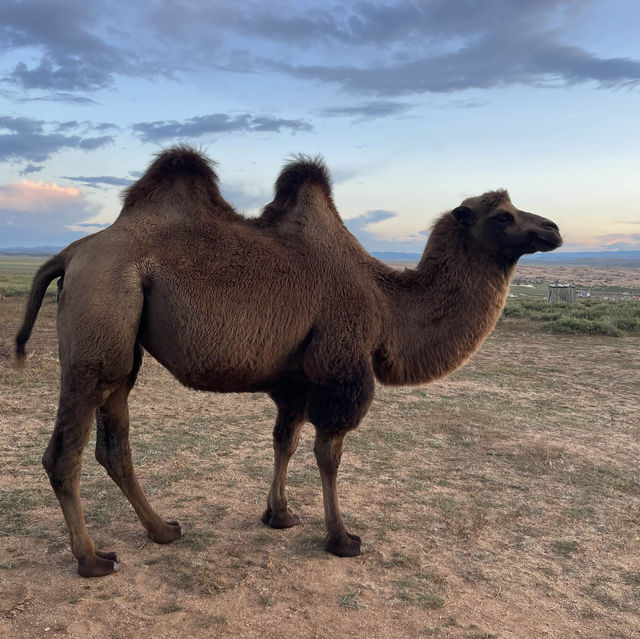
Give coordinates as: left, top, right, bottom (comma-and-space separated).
0, 116, 114, 164
220, 182, 269, 213
62, 175, 133, 188
232, 1, 640, 95
319, 101, 413, 122
132, 113, 312, 143
595, 233, 640, 250
0, 0, 135, 92
4, 1, 638, 101
0, 178, 98, 246
345, 209, 428, 253
20, 163, 43, 175
0, 179, 81, 212
275, 42, 640, 96
18, 92, 98, 104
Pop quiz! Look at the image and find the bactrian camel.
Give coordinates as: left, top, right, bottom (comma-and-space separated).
16, 147, 562, 577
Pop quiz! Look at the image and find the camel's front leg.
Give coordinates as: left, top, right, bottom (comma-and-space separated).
313, 429, 361, 556
305, 364, 374, 557
262, 385, 308, 528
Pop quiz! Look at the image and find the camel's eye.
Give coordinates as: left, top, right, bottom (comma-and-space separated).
495, 211, 514, 225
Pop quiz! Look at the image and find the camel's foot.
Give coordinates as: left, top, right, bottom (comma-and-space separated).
148, 520, 182, 544
77, 550, 119, 578
326, 531, 362, 557
261, 507, 301, 529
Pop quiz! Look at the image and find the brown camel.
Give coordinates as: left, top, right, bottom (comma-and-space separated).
15, 146, 562, 577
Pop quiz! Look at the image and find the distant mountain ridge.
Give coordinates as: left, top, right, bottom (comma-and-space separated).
370, 250, 640, 266
519, 250, 640, 266
0, 246, 65, 256
2, 246, 640, 266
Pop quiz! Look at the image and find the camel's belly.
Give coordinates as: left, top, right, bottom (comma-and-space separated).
137, 279, 310, 392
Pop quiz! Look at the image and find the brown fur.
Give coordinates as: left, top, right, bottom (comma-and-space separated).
15, 147, 562, 577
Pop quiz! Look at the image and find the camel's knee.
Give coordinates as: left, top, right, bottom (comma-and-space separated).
42, 441, 79, 492
307, 365, 374, 432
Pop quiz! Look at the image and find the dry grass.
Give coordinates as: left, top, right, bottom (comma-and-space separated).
0, 293, 639, 639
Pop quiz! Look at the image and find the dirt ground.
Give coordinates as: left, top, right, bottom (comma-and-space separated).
514, 265, 640, 289
1, 294, 639, 639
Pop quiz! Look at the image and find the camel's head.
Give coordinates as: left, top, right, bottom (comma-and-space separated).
452, 190, 562, 263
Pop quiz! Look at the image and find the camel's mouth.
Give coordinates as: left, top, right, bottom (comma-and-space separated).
531, 229, 563, 253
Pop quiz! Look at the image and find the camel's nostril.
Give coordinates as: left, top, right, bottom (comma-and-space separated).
543, 220, 559, 232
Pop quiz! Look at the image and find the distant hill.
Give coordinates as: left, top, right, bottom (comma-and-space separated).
3, 246, 640, 267
370, 251, 422, 262
371, 250, 640, 267
520, 250, 640, 266
0, 246, 64, 256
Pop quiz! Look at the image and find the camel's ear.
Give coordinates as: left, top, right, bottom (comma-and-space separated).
452, 205, 473, 226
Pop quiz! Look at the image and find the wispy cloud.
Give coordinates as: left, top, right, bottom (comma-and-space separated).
62, 175, 133, 188
18, 92, 98, 104
319, 101, 413, 122
220, 181, 269, 213
132, 113, 312, 143
345, 209, 428, 252
595, 233, 640, 250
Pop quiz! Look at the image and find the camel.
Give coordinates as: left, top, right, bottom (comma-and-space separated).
15, 146, 562, 577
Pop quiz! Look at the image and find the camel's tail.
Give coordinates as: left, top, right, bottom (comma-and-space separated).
15, 253, 65, 368
272, 154, 332, 208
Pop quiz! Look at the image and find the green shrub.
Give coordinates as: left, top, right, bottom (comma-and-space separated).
503, 298, 640, 336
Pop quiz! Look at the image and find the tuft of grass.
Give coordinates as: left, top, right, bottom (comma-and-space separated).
550, 540, 578, 558
159, 603, 183, 614
338, 590, 362, 610
197, 615, 227, 628
260, 593, 275, 607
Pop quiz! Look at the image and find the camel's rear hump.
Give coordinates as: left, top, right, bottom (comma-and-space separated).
258, 154, 353, 243
273, 154, 332, 208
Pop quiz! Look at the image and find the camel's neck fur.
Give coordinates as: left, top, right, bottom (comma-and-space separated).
374, 213, 514, 386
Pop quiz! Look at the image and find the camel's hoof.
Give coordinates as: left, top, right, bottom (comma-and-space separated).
148, 520, 182, 544
77, 551, 119, 578
262, 507, 301, 529
326, 532, 362, 557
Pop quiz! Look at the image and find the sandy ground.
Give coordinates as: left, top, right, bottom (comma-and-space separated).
1, 294, 639, 639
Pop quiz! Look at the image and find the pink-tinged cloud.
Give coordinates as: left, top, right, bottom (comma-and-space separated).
0, 180, 82, 213
0, 179, 101, 247
594, 233, 640, 250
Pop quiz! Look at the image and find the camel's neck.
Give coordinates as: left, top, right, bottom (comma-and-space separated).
374, 216, 514, 386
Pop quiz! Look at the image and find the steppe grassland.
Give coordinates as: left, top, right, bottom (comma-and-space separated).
0, 256, 638, 639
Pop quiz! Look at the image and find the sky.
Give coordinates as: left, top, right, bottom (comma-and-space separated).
1, 0, 639, 252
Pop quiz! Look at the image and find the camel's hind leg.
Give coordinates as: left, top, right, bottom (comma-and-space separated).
43, 388, 119, 577
95, 346, 181, 545
262, 383, 309, 529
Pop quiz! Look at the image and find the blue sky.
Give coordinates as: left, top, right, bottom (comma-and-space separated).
1, 0, 639, 251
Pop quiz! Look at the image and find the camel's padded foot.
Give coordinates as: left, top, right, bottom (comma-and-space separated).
326, 531, 362, 557
148, 520, 182, 544
77, 550, 119, 578
262, 507, 301, 529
